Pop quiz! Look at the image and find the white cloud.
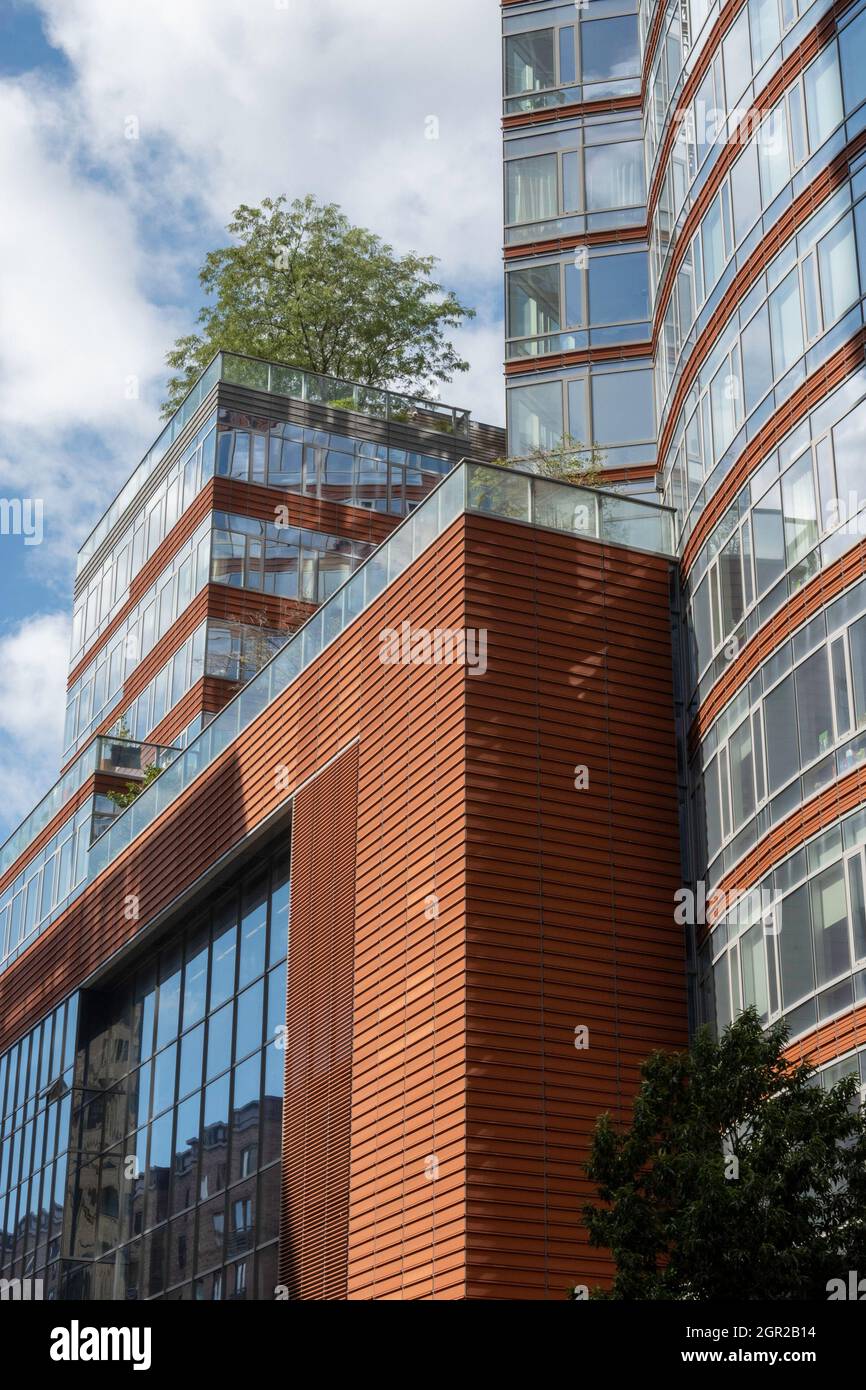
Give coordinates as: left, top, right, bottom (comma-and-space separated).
0, 612, 69, 830
36, 0, 504, 284
0, 82, 174, 432
0, 1, 506, 835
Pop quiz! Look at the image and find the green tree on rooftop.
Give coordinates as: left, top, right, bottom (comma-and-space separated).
162, 195, 475, 416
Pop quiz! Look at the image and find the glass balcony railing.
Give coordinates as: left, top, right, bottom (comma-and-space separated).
76, 352, 472, 574
0, 737, 180, 890
94, 735, 181, 780
3, 463, 674, 975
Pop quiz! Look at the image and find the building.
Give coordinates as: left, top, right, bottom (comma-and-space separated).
1, 0, 865, 1303
503, 0, 866, 1118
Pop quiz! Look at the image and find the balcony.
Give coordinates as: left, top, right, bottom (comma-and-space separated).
76, 351, 472, 574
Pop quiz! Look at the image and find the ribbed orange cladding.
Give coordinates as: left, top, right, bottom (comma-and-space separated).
1, 512, 688, 1297
279, 746, 359, 1300
461, 518, 687, 1298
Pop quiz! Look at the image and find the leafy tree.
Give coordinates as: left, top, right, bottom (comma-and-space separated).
163, 195, 475, 415
578, 1009, 866, 1300
107, 762, 164, 810
490, 434, 606, 488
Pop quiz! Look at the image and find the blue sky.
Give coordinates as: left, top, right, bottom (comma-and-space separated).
0, 0, 504, 844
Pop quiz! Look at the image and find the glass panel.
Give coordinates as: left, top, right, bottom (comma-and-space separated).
591, 369, 654, 444
580, 15, 640, 83
584, 141, 644, 211
751, 482, 786, 593
741, 920, 769, 1018
818, 216, 858, 324
758, 103, 790, 203
769, 268, 803, 376
507, 154, 558, 224
794, 646, 834, 763
588, 252, 648, 324
729, 717, 755, 827
508, 380, 563, 453
752, 0, 781, 68
805, 45, 843, 149
764, 672, 799, 791
505, 29, 556, 95
848, 615, 866, 727
779, 882, 815, 1005
810, 864, 851, 987
508, 264, 561, 339
781, 450, 818, 566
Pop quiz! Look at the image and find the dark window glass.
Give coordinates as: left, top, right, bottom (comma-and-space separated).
239, 876, 268, 989
210, 900, 238, 1011
235, 982, 264, 1062
764, 673, 799, 791
206, 1004, 233, 1083
751, 482, 786, 594
779, 883, 815, 1005
795, 647, 834, 764
588, 252, 648, 324
811, 865, 851, 987
178, 1025, 204, 1101
580, 15, 639, 83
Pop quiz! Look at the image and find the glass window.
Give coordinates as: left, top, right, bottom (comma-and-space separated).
210, 899, 238, 1010
832, 398, 866, 502
591, 369, 654, 443
507, 154, 558, 224
751, 0, 781, 68
848, 855, 866, 961
702, 192, 726, 290
508, 264, 561, 339
779, 882, 815, 1004
849, 615, 866, 727
840, 8, 866, 115
818, 216, 858, 325
781, 450, 818, 566
559, 26, 576, 86
588, 252, 648, 324
740, 305, 773, 414
718, 531, 744, 637
730, 141, 761, 245
584, 141, 644, 211
562, 151, 580, 212
564, 261, 584, 327
758, 103, 790, 203
723, 8, 752, 108
505, 30, 556, 95
795, 646, 834, 763
769, 268, 803, 376
805, 45, 843, 150
567, 377, 589, 443
580, 15, 640, 83
729, 717, 755, 826
508, 379, 563, 454
710, 358, 739, 456
810, 864, 851, 986
741, 920, 769, 1017
765, 672, 799, 790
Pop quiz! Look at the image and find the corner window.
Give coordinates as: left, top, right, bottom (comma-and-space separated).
505, 30, 556, 96
506, 154, 558, 224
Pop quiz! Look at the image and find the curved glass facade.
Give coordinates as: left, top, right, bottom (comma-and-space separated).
503, 0, 866, 1056
645, 0, 866, 1050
